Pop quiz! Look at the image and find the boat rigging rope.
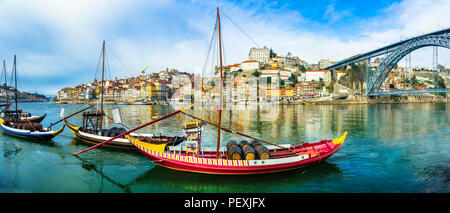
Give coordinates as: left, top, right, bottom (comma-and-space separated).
105, 43, 136, 80
201, 20, 218, 79
221, 11, 260, 48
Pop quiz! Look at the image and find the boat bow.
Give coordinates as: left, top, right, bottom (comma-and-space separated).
50, 124, 65, 137
127, 134, 166, 153
64, 119, 80, 136
332, 131, 347, 146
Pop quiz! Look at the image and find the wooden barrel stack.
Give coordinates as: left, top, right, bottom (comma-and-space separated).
100, 127, 127, 137
226, 139, 270, 160
240, 140, 256, 160
251, 140, 270, 160
11, 122, 43, 131
226, 140, 242, 160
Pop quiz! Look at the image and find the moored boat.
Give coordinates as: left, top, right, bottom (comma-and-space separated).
0, 56, 46, 123
65, 41, 184, 150
1, 110, 46, 123
0, 117, 64, 140
64, 118, 184, 150
127, 132, 347, 175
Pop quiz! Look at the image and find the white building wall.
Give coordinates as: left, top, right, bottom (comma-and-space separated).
305, 71, 331, 82
240, 61, 260, 70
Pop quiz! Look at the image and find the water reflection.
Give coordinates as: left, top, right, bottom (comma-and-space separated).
75, 155, 132, 193
63, 102, 449, 147
0, 102, 448, 192
124, 162, 342, 193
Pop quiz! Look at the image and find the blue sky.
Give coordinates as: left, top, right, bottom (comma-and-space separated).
0, 0, 449, 96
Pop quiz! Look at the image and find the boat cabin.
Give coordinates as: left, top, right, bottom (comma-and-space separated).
81, 111, 104, 134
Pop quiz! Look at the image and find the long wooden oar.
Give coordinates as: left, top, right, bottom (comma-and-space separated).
47, 105, 94, 129
180, 111, 296, 152
72, 104, 194, 156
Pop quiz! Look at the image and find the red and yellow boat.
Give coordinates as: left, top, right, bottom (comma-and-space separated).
127, 132, 346, 175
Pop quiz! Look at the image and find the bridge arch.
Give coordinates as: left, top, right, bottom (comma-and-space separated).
367, 35, 450, 94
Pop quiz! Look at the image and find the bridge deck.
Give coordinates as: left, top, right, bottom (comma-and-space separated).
368, 88, 449, 96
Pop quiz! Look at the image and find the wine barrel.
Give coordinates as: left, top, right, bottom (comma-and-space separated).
255, 145, 270, 160
25, 123, 32, 130
34, 123, 42, 131
239, 140, 250, 149
226, 140, 238, 150
117, 128, 126, 135
243, 145, 256, 160
109, 129, 117, 137
250, 140, 262, 148
227, 145, 242, 160
100, 129, 108, 136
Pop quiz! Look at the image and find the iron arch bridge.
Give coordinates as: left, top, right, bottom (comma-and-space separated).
325, 28, 450, 96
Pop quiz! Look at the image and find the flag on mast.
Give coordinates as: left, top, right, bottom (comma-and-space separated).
111, 108, 122, 124
59, 108, 65, 118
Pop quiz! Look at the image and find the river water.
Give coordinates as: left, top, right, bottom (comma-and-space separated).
0, 102, 448, 193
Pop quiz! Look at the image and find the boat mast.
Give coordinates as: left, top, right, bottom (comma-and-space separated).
2, 60, 7, 105
99, 40, 105, 131
13, 55, 18, 112
216, 7, 224, 159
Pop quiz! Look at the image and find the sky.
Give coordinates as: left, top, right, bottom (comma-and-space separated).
0, 0, 449, 96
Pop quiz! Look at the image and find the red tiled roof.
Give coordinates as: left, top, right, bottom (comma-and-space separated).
242, 60, 258, 63
306, 70, 329, 72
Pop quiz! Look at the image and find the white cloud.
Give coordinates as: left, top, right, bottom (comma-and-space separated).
323, 3, 352, 23
0, 0, 449, 95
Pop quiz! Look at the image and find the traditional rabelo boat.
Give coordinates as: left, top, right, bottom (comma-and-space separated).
0, 117, 64, 140
0, 56, 46, 123
72, 8, 347, 175
127, 130, 346, 175
1, 110, 46, 123
0, 56, 64, 140
65, 41, 184, 150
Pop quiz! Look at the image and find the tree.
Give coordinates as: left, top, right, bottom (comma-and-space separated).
337, 63, 366, 93
270, 48, 277, 58
299, 64, 307, 72
326, 84, 334, 92
410, 75, 418, 87
252, 70, 261, 77
266, 77, 272, 85
318, 78, 325, 89
288, 74, 298, 85
437, 76, 446, 89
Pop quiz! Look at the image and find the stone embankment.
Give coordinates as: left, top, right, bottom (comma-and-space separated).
315, 94, 448, 105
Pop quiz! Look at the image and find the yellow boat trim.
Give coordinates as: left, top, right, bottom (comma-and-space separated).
127, 134, 166, 153
332, 131, 347, 145
64, 119, 80, 137
50, 125, 66, 136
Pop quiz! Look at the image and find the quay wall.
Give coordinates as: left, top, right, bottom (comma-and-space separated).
314, 95, 448, 105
